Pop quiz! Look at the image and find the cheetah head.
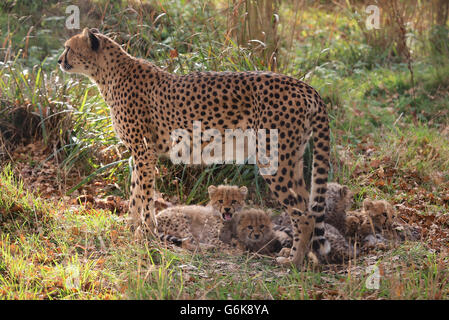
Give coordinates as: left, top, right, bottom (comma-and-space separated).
58, 28, 103, 76
346, 215, 362, 236
236, 209, 273, 244
325, 182, 354, 214
207, 185, 247, 221
363, 199, 395, 228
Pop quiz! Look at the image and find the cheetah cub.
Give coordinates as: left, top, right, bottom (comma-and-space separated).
324, 182, 354, 235
346, 199, 396, 243
233, 208, 286, 255
274, 182, 353, 234
208, 188, 291, 254
156, 185, 247, 251
275, 182, 357, 264
277, 223, 358, 265
345, 198, 421, 248
207, 185, 248, 244
323, 187, 399, 252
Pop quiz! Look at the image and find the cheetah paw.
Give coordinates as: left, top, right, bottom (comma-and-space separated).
278, 247, 291, 258
276, 256, 293, 266
306, 251, 320, 266
133, 226, 145, 241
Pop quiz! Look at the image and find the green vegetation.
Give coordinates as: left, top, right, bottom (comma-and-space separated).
1, 0, 448, 299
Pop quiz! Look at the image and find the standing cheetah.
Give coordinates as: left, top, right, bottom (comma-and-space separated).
58, 28, 330, 268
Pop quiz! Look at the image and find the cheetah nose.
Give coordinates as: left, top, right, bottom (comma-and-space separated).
224, 207, 231, 212
57, 59, 62, 64
254, 234, 260, 239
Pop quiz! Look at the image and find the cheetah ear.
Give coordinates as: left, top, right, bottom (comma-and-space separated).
239, 186, 248, 198
83, 27, 100, 51
363, 199, 373, 211
208, 185, 217, 197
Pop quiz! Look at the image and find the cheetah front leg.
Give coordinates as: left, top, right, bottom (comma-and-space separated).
129, 149, 158, 239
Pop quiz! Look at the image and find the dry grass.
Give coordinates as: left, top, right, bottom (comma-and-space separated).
1, 0, 449, 300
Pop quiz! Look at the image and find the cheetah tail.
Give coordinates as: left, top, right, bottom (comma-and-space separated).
159, 233, 185, 246
309, 100, 331, 256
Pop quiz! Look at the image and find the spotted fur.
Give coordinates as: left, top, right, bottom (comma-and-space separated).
346, 199, 396, 240
59, 28, 331, 268
156, 205, 225, 251
233, 208, 283, 255
323, 182, 353, 236
345, 198, 422, 249
156, 185, 247, 250
276, 223, 357, 264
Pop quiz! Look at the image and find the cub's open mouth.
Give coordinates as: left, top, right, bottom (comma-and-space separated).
222, 213, 233, 221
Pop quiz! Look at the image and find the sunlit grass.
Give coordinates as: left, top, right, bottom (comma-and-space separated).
1, 0, 448, 300
1, 165, 449, 299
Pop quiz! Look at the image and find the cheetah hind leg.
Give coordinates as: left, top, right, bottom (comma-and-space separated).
276, 210, 316, 268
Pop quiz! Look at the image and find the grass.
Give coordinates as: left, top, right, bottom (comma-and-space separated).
1, 166, 448, 300
1, 0, 449, 300
1, 163, 449, 299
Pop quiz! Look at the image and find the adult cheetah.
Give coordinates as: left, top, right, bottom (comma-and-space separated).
58, 28, 330, 268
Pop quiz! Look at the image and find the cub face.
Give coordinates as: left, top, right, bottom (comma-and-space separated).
208, 185, 247, 222
346, 214, 361, 236
236, 209, 273, 244
326, 182, 354, 214
58, 28, 101, 76
363, 199, 395, 228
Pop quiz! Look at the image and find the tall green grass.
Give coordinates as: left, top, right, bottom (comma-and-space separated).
1, 0, 448, 202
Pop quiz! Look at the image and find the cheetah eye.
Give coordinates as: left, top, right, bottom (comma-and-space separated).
382, 212, 388, 217
247, 225, 253, 230
231, 200, 237, 204
218, 200, 223, 204
260, 225, 265, 229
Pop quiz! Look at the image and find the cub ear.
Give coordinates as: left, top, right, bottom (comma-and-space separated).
208, 185, 217, 197
388, 205, 397, 217
340, 186, 349, 198
239, 186, 248, 197
82, 27, 100, 51
362, 199, 373, 211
